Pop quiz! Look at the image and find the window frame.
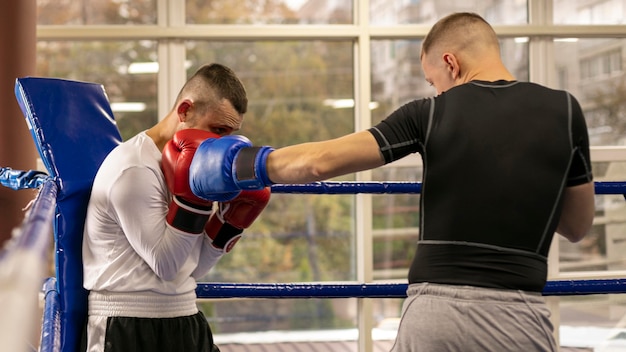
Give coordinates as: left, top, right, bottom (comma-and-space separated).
35, 0, 626, 350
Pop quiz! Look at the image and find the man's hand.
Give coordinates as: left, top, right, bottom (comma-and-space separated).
162, 129, 220, 234
190, 135, 275, 201
205, 188, 271, 252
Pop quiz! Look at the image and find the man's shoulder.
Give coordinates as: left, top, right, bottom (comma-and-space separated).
97, 131, 160, 177
110, 131, 157, 159
458, 80, 574, 100
509, 81, 572, 96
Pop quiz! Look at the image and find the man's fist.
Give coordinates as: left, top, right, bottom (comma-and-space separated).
162, 129, 219, 234
205, 188, 271, 252
189, 135, 274, 201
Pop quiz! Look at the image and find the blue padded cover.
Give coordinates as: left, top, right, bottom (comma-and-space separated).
15, 77, 122, 352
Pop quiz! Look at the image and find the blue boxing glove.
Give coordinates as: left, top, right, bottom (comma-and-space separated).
189, 135, 275, 201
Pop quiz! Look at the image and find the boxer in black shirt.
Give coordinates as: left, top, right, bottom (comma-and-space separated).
370, 80, 592, 293
190, 12, 595, 352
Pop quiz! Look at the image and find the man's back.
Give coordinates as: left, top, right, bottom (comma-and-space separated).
405, 80, 592, 291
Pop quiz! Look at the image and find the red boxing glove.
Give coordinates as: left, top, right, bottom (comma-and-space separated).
205, 187, 271, 252
162, 129, 220, 234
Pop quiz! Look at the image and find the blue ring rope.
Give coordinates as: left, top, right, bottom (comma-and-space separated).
40, 277, 61, 352
196, 279, 626, 299
1, 167, 624, 196
271, 181, 625, 195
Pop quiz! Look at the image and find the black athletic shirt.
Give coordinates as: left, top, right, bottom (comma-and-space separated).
368, 80, 593, 292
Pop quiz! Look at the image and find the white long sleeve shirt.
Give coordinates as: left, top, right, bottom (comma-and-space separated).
82, 131, 222, 296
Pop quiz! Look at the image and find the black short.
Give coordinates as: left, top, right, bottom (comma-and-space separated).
102, 311, 220, 352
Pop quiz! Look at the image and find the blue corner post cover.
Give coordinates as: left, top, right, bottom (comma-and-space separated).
15, 77, 122, 352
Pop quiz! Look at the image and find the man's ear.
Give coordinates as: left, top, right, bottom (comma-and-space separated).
443, 53, 460, 79
176, 100, 192, 121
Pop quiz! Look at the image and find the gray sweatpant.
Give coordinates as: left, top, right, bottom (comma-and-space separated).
390, 283, 556, 352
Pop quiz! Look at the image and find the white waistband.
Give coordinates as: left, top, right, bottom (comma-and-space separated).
88, 290, 199, 318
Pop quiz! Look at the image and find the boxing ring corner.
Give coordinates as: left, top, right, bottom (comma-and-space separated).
2, 77, 626, 352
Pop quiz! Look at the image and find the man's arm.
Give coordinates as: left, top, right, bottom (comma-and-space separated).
109, 166, 201, 281
189, 130, 386, 200
266, 130, 385, 184
556, 181, 595, 243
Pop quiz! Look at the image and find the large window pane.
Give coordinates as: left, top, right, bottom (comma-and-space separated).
186, 41, 354, 146
187, 41, 357, 284
37, 0, 157, 25
36, 41, 158, 140
554, 0, 626, 24
370, 0, 528, 25
554, 38, 626, 146
186, 0, 353, 24
189, 41, 358, 344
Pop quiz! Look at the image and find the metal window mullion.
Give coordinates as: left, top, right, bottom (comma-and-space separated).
354, 2, 375, 352
591, 146, 626, 161
157, 0, 187, 119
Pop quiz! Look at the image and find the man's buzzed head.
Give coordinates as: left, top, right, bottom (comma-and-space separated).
421, 12, 500, 63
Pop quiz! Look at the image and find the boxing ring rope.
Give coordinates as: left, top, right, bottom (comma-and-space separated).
271, 180, 626, 196
41, 277, 61, 352
195, 278, 626, 299
0, 169, 57, 352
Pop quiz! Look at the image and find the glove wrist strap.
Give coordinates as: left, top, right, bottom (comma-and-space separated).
208, 220, 244, 253
166, 196, 212, 234
234, 146, 274, 189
